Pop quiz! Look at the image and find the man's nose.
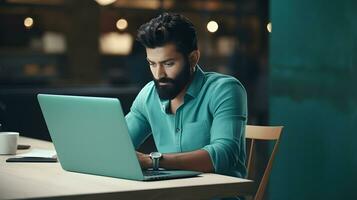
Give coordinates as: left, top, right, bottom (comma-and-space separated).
155, 65, 166, 79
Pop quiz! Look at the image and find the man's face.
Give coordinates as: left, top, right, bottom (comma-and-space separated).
146, 43, 192, 100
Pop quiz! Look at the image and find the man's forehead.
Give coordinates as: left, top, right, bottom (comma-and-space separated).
146, 44, 182, 61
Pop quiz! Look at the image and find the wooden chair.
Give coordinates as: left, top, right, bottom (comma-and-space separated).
245, 125, 284, 200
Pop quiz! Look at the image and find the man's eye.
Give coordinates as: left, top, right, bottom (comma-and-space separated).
164, 62, 174, 67
148, 63, 156, 67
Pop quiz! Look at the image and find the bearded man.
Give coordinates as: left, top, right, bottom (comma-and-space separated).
125, 13, 248, 179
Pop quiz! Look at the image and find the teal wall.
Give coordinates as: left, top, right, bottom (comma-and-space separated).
269, 0, 357, 199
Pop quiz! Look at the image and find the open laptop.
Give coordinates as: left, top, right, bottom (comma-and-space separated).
37, 94, 201, 181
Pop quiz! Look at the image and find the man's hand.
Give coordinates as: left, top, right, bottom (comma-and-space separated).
136, 150, 214, 172
136, 151, 152, 169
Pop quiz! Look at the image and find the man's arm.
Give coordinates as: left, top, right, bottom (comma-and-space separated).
202, 78, 247, 177
125, 86, 152, 149
137, 78, 247, 175
137, 150, 214, 172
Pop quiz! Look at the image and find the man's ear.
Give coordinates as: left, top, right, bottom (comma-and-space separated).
189, 50, 200, 69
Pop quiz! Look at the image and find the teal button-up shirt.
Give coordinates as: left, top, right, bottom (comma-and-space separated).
125, 66, 247, 178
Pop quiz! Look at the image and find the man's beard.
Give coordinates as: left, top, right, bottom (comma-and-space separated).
153, 61, 192, 100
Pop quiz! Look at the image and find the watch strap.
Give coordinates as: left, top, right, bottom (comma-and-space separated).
152, 157, 159, 170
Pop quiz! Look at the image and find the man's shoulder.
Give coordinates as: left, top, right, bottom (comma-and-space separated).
201, 71, 247, 111
141, 81, 155, 92
203, 71, 245, 91
136, 81, 156, 100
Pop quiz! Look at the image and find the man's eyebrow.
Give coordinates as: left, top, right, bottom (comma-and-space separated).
160, 58, 175, 63
146, 58, 175, 63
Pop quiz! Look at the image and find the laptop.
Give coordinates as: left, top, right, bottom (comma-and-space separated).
37, 94, 202, 181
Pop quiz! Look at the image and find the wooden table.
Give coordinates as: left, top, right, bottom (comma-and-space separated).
0, 137, 255, 200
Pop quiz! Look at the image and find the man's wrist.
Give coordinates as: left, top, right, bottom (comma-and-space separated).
146, 154, 153, 169
149, 152, 163, 170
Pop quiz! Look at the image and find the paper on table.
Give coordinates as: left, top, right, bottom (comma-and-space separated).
16, 149, 57, 158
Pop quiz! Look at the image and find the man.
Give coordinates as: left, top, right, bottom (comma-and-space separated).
125, 13, 247, 178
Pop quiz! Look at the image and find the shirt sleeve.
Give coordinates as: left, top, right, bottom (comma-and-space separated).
202, 78, 247, 177
125, 86, 152, 149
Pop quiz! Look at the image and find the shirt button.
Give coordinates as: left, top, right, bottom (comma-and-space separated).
176, 128, 180, 132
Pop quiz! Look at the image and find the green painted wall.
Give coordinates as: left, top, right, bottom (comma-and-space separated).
269, 0, 357, 199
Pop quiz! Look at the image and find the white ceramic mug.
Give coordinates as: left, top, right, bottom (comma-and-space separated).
0, 132, 19, 155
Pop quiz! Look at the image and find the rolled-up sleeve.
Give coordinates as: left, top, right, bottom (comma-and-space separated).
125, 87, 152, 149
202, 78, 247, 177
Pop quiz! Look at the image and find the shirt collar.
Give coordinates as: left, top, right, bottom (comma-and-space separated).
160, 99, 170, 113
185, 65, 205, 99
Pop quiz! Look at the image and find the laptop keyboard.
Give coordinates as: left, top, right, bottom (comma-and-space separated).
143, 170, 169, 176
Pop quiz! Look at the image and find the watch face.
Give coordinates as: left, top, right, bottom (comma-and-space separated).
150, 152, 162, 159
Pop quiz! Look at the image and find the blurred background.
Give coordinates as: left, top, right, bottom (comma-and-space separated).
0, 0, 270, 134
0, 0, 270, 143
0, 0, 356, 199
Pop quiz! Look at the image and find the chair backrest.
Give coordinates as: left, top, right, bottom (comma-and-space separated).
245, 125, 283, 200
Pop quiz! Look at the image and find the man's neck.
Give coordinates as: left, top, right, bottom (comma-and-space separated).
169, 68, 196, 114
170, 77, 193, 114
169, 87, 186, 114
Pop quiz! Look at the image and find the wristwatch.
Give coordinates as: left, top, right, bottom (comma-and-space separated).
149, 152, 162, 170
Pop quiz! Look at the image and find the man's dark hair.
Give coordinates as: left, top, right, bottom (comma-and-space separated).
137, 12, 198, 56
